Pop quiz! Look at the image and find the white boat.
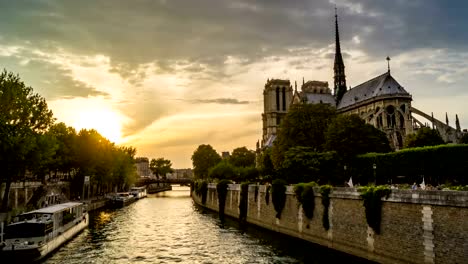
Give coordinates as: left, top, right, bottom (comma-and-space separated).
130, 187, 147, 199
0, 202, 88, 262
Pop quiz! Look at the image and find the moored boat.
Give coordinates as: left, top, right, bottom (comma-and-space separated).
130, 187, 147, 199
0, 202, 88, 262
108, 192, 136, 208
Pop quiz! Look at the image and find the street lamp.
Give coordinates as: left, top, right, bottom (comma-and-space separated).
373, 163, 377, 185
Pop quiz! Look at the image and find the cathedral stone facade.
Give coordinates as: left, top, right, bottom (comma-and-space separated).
260, 10, 463, 150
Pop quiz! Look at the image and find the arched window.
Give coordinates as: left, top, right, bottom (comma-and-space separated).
282, 87, 286, 111
276, 87, 280, 111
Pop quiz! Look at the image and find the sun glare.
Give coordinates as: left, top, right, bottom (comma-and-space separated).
73, 108, 123, 143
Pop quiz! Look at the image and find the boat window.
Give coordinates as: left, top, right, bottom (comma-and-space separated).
5, 223, 48, 238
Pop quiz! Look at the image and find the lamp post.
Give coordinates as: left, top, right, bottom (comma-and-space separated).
373, 163, 377, 185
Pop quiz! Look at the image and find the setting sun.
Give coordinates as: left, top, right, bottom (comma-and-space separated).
73, 108, 123, 143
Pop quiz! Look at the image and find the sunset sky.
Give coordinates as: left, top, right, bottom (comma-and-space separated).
1, 0, 467, 168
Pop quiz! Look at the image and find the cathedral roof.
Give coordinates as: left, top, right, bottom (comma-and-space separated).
303, 92, 336, 105
337, 72, 411, 109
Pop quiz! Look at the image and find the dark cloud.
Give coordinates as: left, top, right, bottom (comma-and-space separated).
1, 0, 467, 80
190, 98, 250, 105
0, 54, 107, 99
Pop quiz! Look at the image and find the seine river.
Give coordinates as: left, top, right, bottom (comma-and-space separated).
43, 186, 370, 264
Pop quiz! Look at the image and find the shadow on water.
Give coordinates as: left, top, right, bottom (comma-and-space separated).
193, 203, 375, 264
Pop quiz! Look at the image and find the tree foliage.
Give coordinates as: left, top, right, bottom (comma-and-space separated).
281, 147, 338, 184
258, 148, 275, 182
404, 127, 445, 148
271, 104, 336, 168
192, 144, 221, 179
325, 114, 391, 161
209, 161, 237, 180
0, 70, 139, 210
460, 133, 468, 144
0, 70, 55, 211
150, 157, 173, 179
229, 147, 256, 167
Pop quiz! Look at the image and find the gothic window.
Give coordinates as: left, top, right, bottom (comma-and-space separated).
399, 113, 405, 129
276, 87, 280, 111
276, 116, 281, 125
386, 105, 396, 128
282, 87, 286, 111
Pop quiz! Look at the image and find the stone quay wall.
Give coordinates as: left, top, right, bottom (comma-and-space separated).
192, 184, 468, 264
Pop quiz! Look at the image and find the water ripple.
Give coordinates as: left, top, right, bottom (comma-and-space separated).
42, 186, 371, 264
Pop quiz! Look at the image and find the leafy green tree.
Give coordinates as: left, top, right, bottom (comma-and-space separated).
404, 127, 445, 148
27, 133, 58, 182
258, 149, 275, 182
0, 70, 55, 211
48, 123, 78, 179
150, 157, 173, 179
236, 166, 259, 183
229, 147, 256, 167
192, 144, 221, 179
325, 114, 391, 161
271, 103, 336, 168
281, 147, 338, 184
113, 146, 137, 191
461, 133, 468, 144
208, 161, 236, 180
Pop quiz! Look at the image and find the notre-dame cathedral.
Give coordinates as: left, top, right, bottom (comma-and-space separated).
260, 10, 464, 150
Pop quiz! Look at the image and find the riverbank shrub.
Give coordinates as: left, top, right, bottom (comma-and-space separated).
239, 182, 250, 222
272, 179, 287, 219
294, 182, 318, 219
216, 179, 231, 220
358, 185, 391, 234
194, 180, 208, 204
354, 144, 468, 186
319, 185, 332, 230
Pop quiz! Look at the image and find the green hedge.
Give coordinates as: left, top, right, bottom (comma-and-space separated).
353, 144, 468, 185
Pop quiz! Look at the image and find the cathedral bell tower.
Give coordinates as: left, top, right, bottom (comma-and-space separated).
333, 8, 347, 105
261, 79, 293, 148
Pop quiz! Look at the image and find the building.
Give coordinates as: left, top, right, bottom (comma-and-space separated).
260, 9, 463, 150
166, 168, 193, 180
135, 157, 153, 178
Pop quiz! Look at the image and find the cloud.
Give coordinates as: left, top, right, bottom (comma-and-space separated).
0, 46, 108, 99
189, 98, 250, 105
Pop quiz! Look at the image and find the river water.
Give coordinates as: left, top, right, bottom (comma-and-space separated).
43, 186, 370, 264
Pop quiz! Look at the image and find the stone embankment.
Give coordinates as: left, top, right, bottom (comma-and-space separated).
192, 184, 468, 264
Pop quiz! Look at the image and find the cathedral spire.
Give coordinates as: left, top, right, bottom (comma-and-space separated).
334, 7, 347, 105
446, 112, 449, 126
456, 114, 461, 132
386, 56, 391, 74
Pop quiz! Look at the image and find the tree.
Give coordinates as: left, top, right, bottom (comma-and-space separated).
461, 133, 468, 144
325, 114, 391, 161
258, 149, 275, 182
191, 144, 221, 179
0, 70, 55, 211
150, 158, 173, 179
271, 103, 336, 168
404, 127, 445, 148
229, 147, 256, 167
48, 123, 78, 179
208, 161, 236, 180
281, 147, 339, 184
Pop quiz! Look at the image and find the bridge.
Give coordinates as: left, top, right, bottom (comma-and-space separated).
135, 178, 193, 187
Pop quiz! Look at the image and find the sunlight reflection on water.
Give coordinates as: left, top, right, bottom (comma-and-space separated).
43, 185, 370, 264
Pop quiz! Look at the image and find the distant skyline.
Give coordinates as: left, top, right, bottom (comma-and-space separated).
1, 0, 468, 168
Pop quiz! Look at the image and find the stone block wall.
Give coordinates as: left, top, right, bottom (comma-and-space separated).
193, 184, 468, 264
